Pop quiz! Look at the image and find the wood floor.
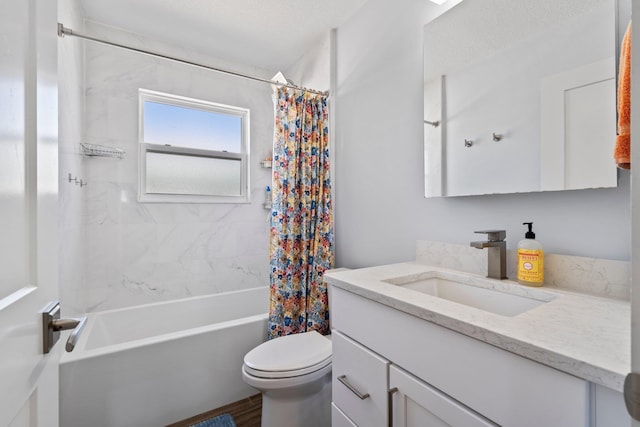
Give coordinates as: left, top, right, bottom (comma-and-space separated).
166, 394, 262, 427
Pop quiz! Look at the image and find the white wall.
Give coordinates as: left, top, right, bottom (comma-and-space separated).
285, 33, 331, 92
72, 22, 275, 311
334, 0, 631, 268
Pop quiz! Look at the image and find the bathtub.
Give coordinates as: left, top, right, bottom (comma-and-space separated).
60, 287, 269, 427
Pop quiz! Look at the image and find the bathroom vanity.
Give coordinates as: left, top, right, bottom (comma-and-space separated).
325, 263, 630, 427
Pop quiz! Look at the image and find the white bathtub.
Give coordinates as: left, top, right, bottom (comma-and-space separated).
60, 287, 269, 427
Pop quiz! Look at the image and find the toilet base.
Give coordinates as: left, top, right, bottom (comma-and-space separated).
260, 370, 331, 427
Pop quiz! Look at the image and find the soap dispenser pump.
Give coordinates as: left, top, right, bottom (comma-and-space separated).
517, 222, 544, 287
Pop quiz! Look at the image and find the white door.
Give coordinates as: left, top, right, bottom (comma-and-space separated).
632, 2, 640, 427
0, 0, 60, 425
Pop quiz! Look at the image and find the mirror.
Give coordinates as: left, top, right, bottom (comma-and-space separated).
424, 0, 619, 197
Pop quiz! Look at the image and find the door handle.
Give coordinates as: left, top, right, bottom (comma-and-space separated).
42, 301, 87, 353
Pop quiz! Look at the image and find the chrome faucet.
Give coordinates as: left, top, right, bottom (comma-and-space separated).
470, 230, 507, 280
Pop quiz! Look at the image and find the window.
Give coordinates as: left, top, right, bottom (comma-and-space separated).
138, 89, 250, 203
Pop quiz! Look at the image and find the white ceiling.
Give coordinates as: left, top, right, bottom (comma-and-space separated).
81, 0, 369, 73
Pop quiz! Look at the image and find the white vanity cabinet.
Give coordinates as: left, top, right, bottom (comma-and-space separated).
330, 286, 597, 427
332, 329, 496, 427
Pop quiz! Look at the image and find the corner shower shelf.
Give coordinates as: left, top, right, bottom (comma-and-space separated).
80, 143, 125, 159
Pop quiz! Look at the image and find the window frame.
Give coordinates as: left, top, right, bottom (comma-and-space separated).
138, 89, 250, 203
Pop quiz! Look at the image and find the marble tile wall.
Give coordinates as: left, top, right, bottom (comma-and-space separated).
58, 0, 86, 315
416, 240, 630, 300
75, 22, 274, 312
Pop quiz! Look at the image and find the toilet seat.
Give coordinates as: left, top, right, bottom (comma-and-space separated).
244, 356, 331, 379
243, 331, 332, 379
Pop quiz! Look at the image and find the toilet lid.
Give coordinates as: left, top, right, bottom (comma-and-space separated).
244, 331, 332, 379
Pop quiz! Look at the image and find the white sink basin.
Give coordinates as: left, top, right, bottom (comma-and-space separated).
383, 271, 556, 317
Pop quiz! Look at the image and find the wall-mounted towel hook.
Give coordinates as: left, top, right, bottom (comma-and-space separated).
424, 119, 440, 128
464, 139, 473, 148
68, 173, 86, 187
492, 132, 503, 142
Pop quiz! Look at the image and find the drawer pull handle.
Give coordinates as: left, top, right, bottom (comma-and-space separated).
338, 375, 370, 400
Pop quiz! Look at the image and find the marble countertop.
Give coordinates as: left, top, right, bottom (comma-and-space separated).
325, 262, 630, 392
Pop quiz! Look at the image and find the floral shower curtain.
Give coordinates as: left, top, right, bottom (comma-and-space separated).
268, 87, 334, 339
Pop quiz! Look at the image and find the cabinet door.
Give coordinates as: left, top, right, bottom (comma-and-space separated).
593, 384, 630, 426
390, 365, 498, 427
332, 330, 389, 427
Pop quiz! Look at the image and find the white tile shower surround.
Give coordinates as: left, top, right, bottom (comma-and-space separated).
75, 22, 275, 312
58, 0, 87, 316
416, 240, 630, 300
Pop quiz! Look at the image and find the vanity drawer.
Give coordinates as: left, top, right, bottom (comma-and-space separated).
332, 330, 389, 427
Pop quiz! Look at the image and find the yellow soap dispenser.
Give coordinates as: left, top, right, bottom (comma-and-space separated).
517, 222, 544, 287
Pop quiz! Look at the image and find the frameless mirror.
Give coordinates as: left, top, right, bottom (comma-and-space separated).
424, 0, 619, 197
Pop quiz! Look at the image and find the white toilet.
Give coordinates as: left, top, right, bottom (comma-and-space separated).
242, 330, 332, 427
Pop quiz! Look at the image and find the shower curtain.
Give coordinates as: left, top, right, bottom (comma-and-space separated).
268, 87, 334, 339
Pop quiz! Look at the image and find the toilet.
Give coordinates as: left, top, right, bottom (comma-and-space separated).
242, 331, 332, 427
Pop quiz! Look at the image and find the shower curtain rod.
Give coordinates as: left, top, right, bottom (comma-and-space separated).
57, 23, 329, 97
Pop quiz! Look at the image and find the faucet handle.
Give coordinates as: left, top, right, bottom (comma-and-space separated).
473, 230, 506, 241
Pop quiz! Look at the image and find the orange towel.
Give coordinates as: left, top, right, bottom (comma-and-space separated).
615, 22, 631, 170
